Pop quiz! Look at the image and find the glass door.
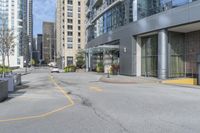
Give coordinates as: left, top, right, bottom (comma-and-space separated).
141, 35, 158, 77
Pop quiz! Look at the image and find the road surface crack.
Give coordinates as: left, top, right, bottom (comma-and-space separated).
71, 93, 129, 133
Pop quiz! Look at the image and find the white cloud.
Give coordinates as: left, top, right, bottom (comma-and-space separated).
33, 0, 56, 36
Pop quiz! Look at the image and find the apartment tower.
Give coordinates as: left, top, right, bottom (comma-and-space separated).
86, 0, 200, 79
0, 0, 33, 68
42, 22, 55, 64
56, 0, 85, 68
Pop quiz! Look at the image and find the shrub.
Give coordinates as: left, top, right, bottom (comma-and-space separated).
0, 67, 11, 74
96, 62, 104, 73
111, 64, 120, 75
64, 65, 77, 73
76, 50, 85, 69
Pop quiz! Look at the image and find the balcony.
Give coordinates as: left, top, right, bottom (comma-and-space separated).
93, 0, 103, 9
86, 19, 92, 29
92, 0, 123, 23
85, 0, 91, 7
86, 7, 92, 18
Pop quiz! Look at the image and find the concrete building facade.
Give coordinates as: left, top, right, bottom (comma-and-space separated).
56, 0, 86, 68
42, 22, 55, 64
0, 0, 33, 68
86, 0, 200, 79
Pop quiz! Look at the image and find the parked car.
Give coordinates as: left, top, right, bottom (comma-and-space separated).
48, 62, 57, 67
51, 67, 59, 73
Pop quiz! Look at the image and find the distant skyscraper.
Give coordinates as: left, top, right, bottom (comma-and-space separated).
42, 22, 55, 64
0, 0, 33, 68
37, 34, 43, 60
56, 0, 86, 68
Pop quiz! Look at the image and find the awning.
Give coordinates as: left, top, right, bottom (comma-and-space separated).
89, 45, 119, 54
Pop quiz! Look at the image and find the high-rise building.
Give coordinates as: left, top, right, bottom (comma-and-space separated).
32, 38, 39, 63
86, 0, 200, 79
56, 0, 86, 68
37, 34, 43, 61
42, 22, 55, 64
0, 0, 33, 68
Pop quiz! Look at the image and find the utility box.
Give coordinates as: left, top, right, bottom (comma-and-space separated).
197, 54, 200, 85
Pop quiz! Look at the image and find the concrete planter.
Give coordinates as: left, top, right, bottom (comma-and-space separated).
0, 80, 8, 102
0, 76, 15, 92
14, 74, 22, 86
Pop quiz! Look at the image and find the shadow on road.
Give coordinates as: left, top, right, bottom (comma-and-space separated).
6, 91, 26, 102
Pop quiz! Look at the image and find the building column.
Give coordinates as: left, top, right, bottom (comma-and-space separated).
103, 51, 112, 74
86, 49, 91, 72
158, 29, 168, 79
136, 37, 141, 77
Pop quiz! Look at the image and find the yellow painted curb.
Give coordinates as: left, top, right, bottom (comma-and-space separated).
0, 75, 74, 123
162, 78, 197, 85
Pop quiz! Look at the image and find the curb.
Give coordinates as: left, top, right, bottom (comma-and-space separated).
162, 83, 200, 89
99, 77, 137, 84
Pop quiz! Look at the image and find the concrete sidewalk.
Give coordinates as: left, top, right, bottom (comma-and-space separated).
13, 67, 33, 75
100, 75, 161, 84
99, 74, 200, 89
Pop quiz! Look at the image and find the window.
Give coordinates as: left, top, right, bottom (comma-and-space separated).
67, 37, 73, 42
78, 44, 81, 49
67, 6, 73, 11
67, 12, 73, 17
78, 32, 81, 37
78, 38, 81, 43
78, 7, 81, 12
78, 13, 80, 18
78, 1, 81, 6
67, 0, 73, 5
67, 43, 73, 49
78, 20, 81, 24
68, 31, 73, 36
67, 19, 73, 23
67, 57, 73, 65
67, 25, 73, 30
78, 26, 81, 30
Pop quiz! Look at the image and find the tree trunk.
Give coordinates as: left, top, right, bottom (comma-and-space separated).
2, 54, 5, 78
7, 54, 10, 68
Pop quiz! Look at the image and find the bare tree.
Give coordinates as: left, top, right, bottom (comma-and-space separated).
0, 14, 15, 78
4, 29, 15, 67
0, 15, 7, 77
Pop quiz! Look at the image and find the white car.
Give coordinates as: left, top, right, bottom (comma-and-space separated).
51, 67, 60, 73
48, 62, 56, 67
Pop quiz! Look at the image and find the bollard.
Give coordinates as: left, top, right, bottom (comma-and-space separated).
107, 72, 110, 78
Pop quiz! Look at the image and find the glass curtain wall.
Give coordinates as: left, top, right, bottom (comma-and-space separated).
169, 32, 185, 78
93, 2, 125, 39
137, 0, 197, 20
168, 30, 200, 78
185, 31, 200, 77
141, 35, 158, 77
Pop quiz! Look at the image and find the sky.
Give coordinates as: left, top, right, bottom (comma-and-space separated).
33, 0, 56, 37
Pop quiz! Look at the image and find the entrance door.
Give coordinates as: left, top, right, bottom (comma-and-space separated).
141, 35, 158, 77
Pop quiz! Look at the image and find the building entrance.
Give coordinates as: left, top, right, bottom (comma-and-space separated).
141, 35, 158, 77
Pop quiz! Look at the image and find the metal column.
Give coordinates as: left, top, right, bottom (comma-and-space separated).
158, 29, 168, 79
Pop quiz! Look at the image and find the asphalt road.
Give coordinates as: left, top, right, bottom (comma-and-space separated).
0, 68, 200, 133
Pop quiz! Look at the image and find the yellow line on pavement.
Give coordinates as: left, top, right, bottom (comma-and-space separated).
0, 75, 74, 123
89, 86, 103, 92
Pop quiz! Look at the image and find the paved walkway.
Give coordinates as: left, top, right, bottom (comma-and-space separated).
100, 75, 161, 84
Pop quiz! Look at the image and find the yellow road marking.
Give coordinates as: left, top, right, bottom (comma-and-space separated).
0, 75, 74, 123
89, 86, 103, 92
